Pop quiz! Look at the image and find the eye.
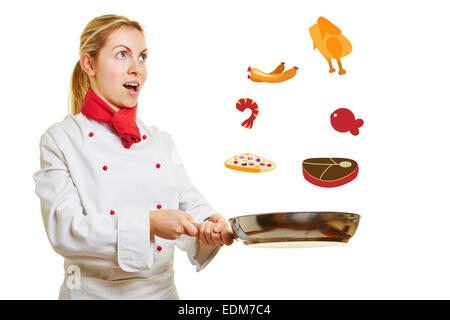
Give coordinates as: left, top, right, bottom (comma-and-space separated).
116, 51, 126, 59
139, 54, 147, 62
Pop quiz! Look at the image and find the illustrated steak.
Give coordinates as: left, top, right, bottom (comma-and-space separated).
302, 158, 358, 188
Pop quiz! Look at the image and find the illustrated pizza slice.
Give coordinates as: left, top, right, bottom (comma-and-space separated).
225, 153, 276, 173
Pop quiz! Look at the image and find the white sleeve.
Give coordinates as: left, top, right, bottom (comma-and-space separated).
32, 132, 152, 272
169, 136, 221, 272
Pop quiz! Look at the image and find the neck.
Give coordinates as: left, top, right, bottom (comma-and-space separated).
108, 103, 121, 112
89, 87, 121, 112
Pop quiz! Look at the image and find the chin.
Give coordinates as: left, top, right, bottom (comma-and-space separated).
119, 97, 139, 108
123, 102, 138, 108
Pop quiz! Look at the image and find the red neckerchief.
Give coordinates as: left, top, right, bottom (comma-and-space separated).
81, 88, 141, 149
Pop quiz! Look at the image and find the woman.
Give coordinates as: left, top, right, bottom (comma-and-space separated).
32, 14, 233, 300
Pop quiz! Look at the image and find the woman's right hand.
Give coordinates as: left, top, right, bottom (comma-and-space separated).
149, 209, 198, 240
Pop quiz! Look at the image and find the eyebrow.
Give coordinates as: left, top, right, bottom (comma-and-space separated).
113, 45, 148, 54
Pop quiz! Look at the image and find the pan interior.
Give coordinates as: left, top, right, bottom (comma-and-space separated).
230, 211, 360, 247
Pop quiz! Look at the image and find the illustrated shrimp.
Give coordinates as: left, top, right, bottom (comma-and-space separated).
236, 98, 259, 129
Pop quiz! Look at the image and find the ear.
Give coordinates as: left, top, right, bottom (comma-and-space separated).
80, 53, 96, 77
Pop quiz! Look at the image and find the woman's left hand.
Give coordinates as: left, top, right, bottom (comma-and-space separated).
198, 213, 234, 247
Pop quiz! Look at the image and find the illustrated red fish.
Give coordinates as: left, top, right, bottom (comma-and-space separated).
330, 108, 363, 136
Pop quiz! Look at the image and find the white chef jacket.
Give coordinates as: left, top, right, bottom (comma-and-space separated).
32, 112, 221, 300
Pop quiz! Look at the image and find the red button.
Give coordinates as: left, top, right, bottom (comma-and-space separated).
103, 165, 108, 171
89, 132, 94, 137
110, 210, 115, 215
156, 163, 161, 169
142, 135, 147, 140
157, 204, 162, 209
157, 245, 162, 252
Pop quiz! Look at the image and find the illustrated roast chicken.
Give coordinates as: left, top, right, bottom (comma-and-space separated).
309, 17, 352, 75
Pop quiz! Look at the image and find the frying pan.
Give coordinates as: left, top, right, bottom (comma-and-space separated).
194, 211, 360, 248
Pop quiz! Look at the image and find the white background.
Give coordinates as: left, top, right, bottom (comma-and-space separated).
1, 0, 449, 299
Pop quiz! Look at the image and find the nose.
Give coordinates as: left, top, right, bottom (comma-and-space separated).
128, 59, 138, 75
128, 56, 142, 75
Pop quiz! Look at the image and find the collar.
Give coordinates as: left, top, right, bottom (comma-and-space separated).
81, 88, 141, 148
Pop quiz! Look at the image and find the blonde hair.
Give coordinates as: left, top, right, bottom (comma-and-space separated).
69, 14, 144, 115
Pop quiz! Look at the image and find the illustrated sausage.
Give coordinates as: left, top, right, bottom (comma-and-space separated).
248, 64, 299, 83
250, 62, 286, 82
270, 62, 285, 74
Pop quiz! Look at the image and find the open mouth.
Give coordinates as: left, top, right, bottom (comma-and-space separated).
123, 82, 140, 93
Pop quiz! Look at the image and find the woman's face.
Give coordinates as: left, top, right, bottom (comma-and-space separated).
88, 26, 148, 110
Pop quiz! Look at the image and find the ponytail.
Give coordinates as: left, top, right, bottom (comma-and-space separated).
69, 61, 90, 115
